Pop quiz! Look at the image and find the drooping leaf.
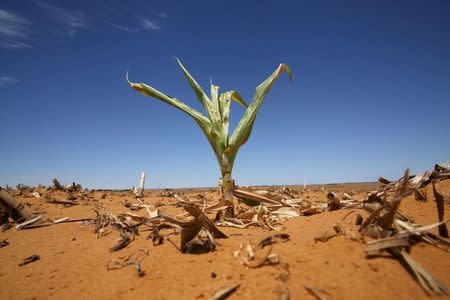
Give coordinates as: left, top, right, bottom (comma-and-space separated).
127, 60, 291, 180
226, 64, 291, 163
127, 74, 211, 132
127, 72, 223, 164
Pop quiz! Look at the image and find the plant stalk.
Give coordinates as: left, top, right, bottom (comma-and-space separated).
221, 171, 234, 204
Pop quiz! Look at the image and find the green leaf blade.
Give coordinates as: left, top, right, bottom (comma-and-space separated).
226, 63, 291, 162
127, 75, 211, 133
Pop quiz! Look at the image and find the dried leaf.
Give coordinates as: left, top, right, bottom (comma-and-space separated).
327, 192, 341, 211
435, 162, 450, 172
257, 233, 290, 249
303, 285, 329, 300
180, 201, 227, 239
16, 215, 42, 230
409, 171, 431, 189
210, 284, 240, 300
107, 249, 148, 277
234, 234, 287, 268
365, 236, 410, 254
271, 207, 300, 219
233, 189, 282, 205
180, 222, 202, 253
392, 248, 448, 295
432, 181, 449, 238
111, 231, 134, 252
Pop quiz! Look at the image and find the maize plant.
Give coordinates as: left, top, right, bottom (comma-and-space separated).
127, 59, 291, 213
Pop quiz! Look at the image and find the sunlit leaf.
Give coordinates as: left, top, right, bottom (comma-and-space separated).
226, 64, 291, 164
127, 60, 291, 182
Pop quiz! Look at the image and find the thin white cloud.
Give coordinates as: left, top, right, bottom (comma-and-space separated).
0, 76, 20, 87
34, 0, 87, 36
0, 8, 30, 38
103, 4, 165, 33
150, 9, 168, 19
107, 22, 139, 33
107, 16, 161, 33
0, 41, 31, 49
137, 17, 160, 31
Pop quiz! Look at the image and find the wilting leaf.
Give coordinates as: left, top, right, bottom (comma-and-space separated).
128, 60, 290, 184
226, 64, 291, 165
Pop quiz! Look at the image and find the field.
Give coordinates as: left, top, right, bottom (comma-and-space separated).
0, 180, 449, 300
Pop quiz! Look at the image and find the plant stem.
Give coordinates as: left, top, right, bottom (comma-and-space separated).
221, 171, 234, 205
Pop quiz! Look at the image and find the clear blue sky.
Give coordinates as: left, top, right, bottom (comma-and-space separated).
1, 0, 449, 188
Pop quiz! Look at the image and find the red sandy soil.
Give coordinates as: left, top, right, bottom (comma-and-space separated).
1, 181, 449, 300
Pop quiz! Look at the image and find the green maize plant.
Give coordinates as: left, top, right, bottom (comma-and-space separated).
127, 59, 291, 213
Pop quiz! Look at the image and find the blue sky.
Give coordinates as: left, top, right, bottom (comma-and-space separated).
1, 0, 449, 188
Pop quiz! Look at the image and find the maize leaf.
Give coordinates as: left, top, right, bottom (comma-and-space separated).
128, 60, 290, 179
226, 64, 291, 162
219, 90, 247, 144
175, 58, 221, 124
127, 72, 226, 164
127, 76, 208, 128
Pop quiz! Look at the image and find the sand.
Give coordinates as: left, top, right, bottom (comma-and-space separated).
0, 181, 449, 299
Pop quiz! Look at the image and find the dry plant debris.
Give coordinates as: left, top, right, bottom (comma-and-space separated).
52, 178, 63, 190
19, 254, 40, 266
228, 185, 362, 232
45, 197, 78, 206
1, 161, 449, 298
233, 233, 289, 268
111, 230, 134, 252
89, 199, 227, 254
107, 249, 149, 277
0, 239, 9, 248
315, 165, 450, 295
160, 199, 228, 253
209, 283, 240, 300
15, 215, 42, 230
327, 192, 341, 211
0, 187, 33, 223
392, 248, 448, 295
432, 181, 449, 238
147, 223, 175, 246
172, 200, 227, 253
90, 211, 146, 251
52, 178, 82, 192
322, 221, 360, 242
303, 284, 330, 300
